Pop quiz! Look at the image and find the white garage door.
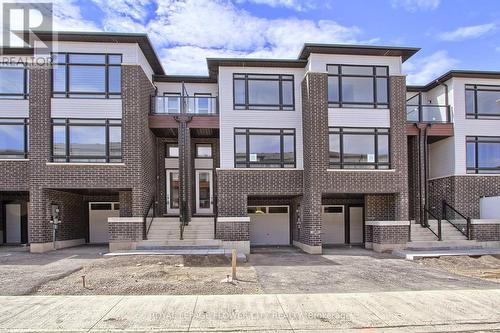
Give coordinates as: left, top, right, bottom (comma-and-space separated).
249, 206, 290, 246
322, 205, 345, 245
89, 202, 119, 244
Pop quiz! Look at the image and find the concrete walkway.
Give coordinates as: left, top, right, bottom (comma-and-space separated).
1, 289, 500, 332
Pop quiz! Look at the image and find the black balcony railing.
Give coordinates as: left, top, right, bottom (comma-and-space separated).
406, 104, 451, 123
151, 96, 218, 115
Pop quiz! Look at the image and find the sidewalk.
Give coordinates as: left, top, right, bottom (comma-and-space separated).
0, 289, 499, 332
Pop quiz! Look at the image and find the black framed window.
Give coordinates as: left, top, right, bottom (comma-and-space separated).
234, 128, 295, 168
327, 64, 389, 108
196, 143, 212, 158
233, 74, 294, 110
51, 118, 122, 163
466, 84, 500, 119
0, 118, 29, 159
166, 143, 179, 157
52, 53, 122, 98
0, 65, 28, 99
466, 136, 500, 174
329, 127, 390, 169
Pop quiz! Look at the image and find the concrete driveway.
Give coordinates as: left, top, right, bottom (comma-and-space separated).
249, 246, 500, 293
0, 245, 107, 295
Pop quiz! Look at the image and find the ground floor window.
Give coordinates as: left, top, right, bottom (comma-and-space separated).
329, 127, 390, 169
51, 118, 122, 163
467, 136, 500, 174
0, 118, 28, 159
234, 128, 295, 168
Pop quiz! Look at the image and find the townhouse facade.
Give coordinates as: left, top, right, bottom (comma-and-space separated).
0, 31, 499, 254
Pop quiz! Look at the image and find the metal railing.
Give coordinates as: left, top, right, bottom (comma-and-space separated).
406, 105, 451, 123
151, 96, 218, 115
442, 200, 471, 239
144, 199, 155, 240
423, 205, 442, 241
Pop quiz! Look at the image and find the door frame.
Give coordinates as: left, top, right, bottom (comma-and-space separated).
195, 169, 213, 214
166, 169, 180, 215
2, 200, 28, 244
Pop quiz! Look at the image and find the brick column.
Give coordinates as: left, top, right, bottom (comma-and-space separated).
300, 72, 329, 251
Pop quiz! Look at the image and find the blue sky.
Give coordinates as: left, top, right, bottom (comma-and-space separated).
49, 0, 500, 84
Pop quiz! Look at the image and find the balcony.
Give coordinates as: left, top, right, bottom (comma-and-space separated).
406, 104, 451, 123
151, 96, 218, 115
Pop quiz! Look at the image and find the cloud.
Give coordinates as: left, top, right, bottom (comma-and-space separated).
403, 50, 459, 85
67, 0, 364, 74
438, 23, 496, 41
392, 0, 440, 12
235, 0, 317, 11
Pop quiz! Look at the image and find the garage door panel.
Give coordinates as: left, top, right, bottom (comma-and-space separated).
249, 206, 289, 246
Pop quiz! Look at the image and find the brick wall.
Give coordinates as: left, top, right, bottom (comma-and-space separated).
365, 194, 396, 221
0, 161, 29, 192
471, 224, 500, 242
108, 220, 143, 242
215, 220, 249, 241
429, 176, 500, 218
372, 225, 409, 244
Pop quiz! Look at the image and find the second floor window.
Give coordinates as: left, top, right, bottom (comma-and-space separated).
233, 74, 294, 111
52, 53, 122, 98
0, 118, 29, 159
467, 136, 500, 174
466, 84, 500, 119
0, 65, 28, 99
329, 127, 390, 169
327, 65, 389, 108
234, 128, 295, 168
51, 118, 122, 163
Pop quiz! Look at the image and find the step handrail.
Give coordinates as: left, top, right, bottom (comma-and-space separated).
423, 205, 442, 241
442, 200, 471, 240
144, 199, 156, 240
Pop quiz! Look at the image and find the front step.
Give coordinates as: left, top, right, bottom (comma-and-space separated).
406, 239, 482, 251
137, 239, 222, 249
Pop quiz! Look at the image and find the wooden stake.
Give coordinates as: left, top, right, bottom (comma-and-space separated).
231, 249, 237, 280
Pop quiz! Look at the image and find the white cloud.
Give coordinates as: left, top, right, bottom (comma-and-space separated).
52, 0, 100, 31
236, 0, 316, 11
392, 0, 440, 12
438, 23, 496, 41
403, 50, 459, 85
72, 0, 364, 74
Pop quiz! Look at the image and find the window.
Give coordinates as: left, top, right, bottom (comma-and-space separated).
163, 93, 181, 114
0, 65, 28, 99
194, 93, 212, 114
51, 119, 122, 163
234, 128, 295, 168
329, 127, 390, 169
166, 143, 179, 158
0, 118, 28, 159
466, 136, 500, 174
196, 143, 212, 158
52, 53, 122, 98
327, 65, 389, 108
466, 84, 500, 119
233, 74, 294, 110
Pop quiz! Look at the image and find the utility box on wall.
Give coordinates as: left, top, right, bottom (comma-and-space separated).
480, 196, 500, 219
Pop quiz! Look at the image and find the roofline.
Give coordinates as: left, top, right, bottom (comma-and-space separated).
0, 47, 34, 56
409, 70, 500, 91
206, 58, 307, 77
298, 43, 420, 62
26, 30, 165, 75
153, 75, 217, 84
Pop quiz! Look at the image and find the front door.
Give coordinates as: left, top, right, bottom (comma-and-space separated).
166, 169, 180, 214
5, 204, 21, 244
196, 170, 213, 214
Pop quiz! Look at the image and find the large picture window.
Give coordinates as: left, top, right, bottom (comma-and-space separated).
52, 53, 122, 98
51, 119, 122, 163
467, 136, 500, 174
0, 66, 28, 99
0, 118, 29, 159
329, 127, 390, 169
327, 65, 389, 108
234, 128, 295, 168
233, 74, 294, 110
465, 84, 500, 119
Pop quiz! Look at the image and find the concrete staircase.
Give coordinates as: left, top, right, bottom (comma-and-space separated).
407, 220, 481, 251
137, 217, 222, 249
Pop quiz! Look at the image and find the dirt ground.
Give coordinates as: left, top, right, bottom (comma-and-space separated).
421, 255, 500, 281
35, 255, 262, 295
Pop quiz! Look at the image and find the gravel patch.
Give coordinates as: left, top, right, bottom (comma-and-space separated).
35, 255, 262, 295
421, 255, 500, 282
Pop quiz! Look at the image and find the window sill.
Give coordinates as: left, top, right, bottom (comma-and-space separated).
327, 168, 395, 172
0, 158, 29, 161
217, 167, 302, 171
46, 162, 125, 166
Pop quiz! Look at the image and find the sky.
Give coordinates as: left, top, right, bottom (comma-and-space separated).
27, 0, 500, 84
